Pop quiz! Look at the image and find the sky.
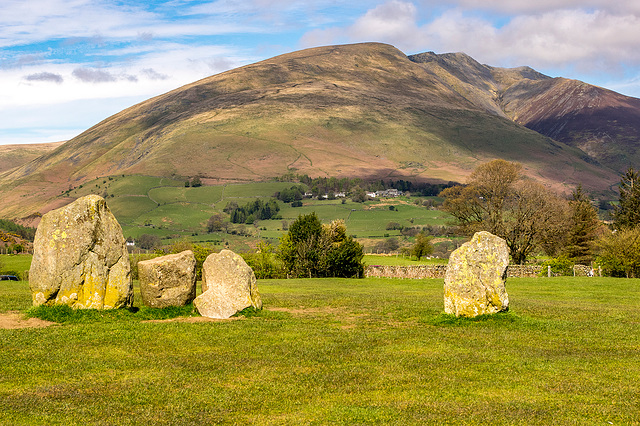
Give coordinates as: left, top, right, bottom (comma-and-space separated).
2, 0, 640, 145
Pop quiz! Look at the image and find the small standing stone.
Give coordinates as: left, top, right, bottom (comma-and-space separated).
138, 250, 196, 308
194, 250, 262, 319
444, 231, 509, 317
29, 195, 132, 309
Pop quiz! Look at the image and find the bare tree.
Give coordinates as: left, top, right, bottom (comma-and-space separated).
440, 160, 569, 264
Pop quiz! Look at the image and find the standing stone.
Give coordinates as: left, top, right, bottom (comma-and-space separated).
444, 231, 509, 317
194, 250, 262, 319
138, 250, 196, 308
29, 195, 132, 309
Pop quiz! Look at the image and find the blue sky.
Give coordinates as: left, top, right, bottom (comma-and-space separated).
2, 0, 640, 145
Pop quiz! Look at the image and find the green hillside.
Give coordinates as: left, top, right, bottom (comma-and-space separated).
61, 175, 452, 254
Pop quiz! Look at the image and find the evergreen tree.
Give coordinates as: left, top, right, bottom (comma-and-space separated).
278, 213, 364, 278
613, 167, 640, 229
564, 185, 601, 264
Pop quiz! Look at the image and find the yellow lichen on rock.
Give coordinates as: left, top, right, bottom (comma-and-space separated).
29, 195, 132, 309
444, 231, 509, 317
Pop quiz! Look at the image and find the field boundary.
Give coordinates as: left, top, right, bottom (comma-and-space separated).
365, 264, 545, 278
365, 264, 598, 278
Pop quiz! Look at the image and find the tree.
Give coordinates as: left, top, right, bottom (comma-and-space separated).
412, 232, 433, 260
563, 185, 602, 264
375, 237, 399, 253
613, 167, 640, 229
207, 213, 225, 233
350, 186, 367, 203
138, 234, 161, 250
597, 227, 640, 277
440, 159, 569, 264
277, 213, 364, 278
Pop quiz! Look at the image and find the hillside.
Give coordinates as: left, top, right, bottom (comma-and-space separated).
0, 142, 63, 174
0, 42, 623, 218
410, 51, 640, 173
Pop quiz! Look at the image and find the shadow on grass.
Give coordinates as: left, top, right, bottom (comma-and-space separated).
427, 311, 520, 327
26, 304, 200, 324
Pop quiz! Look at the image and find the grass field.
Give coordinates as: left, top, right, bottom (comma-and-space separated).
59, 175, 454, 252
1, 275, 639, 424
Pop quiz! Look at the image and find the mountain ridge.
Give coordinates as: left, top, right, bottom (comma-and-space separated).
0, 42, 629, 218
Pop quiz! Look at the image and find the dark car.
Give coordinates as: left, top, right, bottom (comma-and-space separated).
0, 275, 19, 281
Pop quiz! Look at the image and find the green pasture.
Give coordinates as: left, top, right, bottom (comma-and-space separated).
107, 196, 158, 223
221, 181, 295, 198
1, 275, 639, 424
53, 175, 453, 249
0, 254, 31, 280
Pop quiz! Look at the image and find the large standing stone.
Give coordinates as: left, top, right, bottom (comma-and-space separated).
29, 195, 132, 309
138, 250, 196, 308
444, 231, 509, 317
194, 250, 262, 319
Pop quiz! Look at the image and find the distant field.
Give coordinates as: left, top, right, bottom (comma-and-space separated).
1, 276, 638, 424
0, 254, 31, 280
57, 175, 453, 252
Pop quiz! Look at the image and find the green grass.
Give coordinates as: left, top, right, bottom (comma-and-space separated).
55, 175, 455, 250
1, 276, 639, 424
0, 254, 32, 280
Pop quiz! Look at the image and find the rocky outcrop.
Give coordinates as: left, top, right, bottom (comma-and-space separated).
138, 250, 196, 308
444, 231, 509, 317
29, 195, 132, 309
194, 250, 262, 319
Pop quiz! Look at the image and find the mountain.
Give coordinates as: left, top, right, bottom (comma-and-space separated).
0, 42, 626, 218
409, 51, 640, 173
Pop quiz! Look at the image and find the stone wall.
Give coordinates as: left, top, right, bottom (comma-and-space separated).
365, 264, 543, 279
365, 265, 447, 279
505, 265, 543, 278
573, 265, 597, 276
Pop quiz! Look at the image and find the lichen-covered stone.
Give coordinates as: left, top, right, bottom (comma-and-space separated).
138, 250, 196, 308
444, 231, 509, 317
29, 195, 132, 309
194, 249, 262, 319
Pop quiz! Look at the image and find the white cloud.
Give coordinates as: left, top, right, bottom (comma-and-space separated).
301, 1, 640, 76
417, 0, 640, 15
349, 1, 419, 41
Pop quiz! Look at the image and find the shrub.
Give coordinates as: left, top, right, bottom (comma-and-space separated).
596, 226, 640, 277
539, 255, 574, 277
278, 213, 364, 278
241, 242, 286, 279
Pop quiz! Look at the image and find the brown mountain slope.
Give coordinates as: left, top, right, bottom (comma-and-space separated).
502, 79, 640, 171
409, 51, 640, 173
0, 142, 64, 173
0, 43, 619, 218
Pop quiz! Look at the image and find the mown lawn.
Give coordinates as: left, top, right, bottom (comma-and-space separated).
1, 276, 639, 425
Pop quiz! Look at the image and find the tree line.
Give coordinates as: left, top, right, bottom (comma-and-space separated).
224, 199, 281, 224
0, 219, 36, 241
439, 159, 640, 277
274, 173, 458, 198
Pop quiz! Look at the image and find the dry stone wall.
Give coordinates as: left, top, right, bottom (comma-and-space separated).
366, 264, 543, 279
